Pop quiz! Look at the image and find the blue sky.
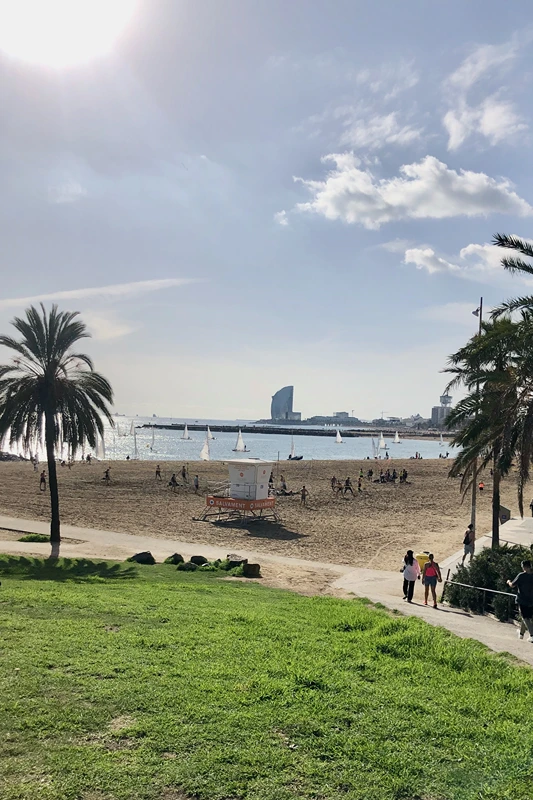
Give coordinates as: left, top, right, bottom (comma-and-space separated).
1, 0, 533, 420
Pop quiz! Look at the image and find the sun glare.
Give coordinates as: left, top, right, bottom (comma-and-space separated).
0, 0, 136, 68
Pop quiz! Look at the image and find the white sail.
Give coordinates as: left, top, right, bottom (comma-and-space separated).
181, 424, 192, 440
439, 433, 444, 446
101, 434, 106, 460
371, 436, 378, 458
393, 431, 401, 444
233, 429, 246, 452
207, 426, 215, 440
379, 433, 386, 449
133, 428, 138, 459
335, 429, 343, 444
129, 420, 135, 435
200, 437, 210, 461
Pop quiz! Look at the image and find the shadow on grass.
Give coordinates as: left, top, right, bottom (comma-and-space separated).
0, 555, 138, 582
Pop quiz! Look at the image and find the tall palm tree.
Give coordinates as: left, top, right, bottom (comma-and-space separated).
491, 233, 533, 316
0, 304, 113, 555
445, 317, 533, 547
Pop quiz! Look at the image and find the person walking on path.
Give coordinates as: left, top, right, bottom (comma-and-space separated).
422, 554, 442, 608
507, 560, 533, 642
401, 550, 420, 603
39, 470, 46, 491
155, 465, 162, 481
461, 524, 475, 566
300, 485, 309, 506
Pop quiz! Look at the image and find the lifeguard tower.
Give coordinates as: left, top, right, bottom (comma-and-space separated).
200, 458, 278, 524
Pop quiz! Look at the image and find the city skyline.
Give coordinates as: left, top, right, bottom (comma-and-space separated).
1, 1, 531, 419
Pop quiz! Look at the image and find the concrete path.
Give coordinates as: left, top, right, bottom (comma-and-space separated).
1, 513, 532, 666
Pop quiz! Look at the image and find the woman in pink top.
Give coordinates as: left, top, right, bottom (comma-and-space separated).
422, 554, 442, 608
401, 550, 420, 603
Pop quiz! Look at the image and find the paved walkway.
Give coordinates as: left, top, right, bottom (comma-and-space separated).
1, 513, 532, 666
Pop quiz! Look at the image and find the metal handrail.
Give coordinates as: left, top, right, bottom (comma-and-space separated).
441, 569, 517, 619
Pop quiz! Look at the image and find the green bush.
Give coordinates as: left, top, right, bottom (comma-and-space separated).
18, 533, 49, 543
176, 561, 197, 572
446, 544, 533, 621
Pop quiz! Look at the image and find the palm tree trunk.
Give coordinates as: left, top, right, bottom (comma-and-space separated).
45, 409, 60, 555
492, 454, 500, 549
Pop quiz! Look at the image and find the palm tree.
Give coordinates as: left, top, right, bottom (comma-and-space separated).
0, 305, 113, 555
445, 317, 533, 547
491, 233, 533, 316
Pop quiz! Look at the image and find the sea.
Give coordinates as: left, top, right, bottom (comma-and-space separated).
98, 416, 456, 463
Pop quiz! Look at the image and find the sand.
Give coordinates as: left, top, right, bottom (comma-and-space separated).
0, 459, 521, 571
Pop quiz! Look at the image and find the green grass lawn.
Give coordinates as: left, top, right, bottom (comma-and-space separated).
1, 555, 532, 800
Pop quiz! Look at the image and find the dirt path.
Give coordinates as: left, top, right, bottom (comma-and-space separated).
1, 513, 532, 666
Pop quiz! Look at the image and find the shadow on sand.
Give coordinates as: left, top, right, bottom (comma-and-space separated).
213, 519, 307, 542
0, 555, 138, 582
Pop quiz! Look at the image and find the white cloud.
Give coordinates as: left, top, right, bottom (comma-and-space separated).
0, 278, 198, 310
355, 60, 419, 100
404, 248, 460, 275
444, 95, 526, 151
82, 311, 136, 341
48, 181, 87, 204
443, 38, 528, 149
446, 40, 519, 92
294, 154, 533, 230
403, 237, 533, 284
340, 112, 422, 150
274, 210, 289, 226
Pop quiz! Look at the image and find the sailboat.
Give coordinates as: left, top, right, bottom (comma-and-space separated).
287, 435, 303, 460
393, 431, 401, 444
335, 429, 343, 444
207, 426, 215, 440
371, 436, 378, 458
379, 433, 387, 450
132, 428, 138, 459
232, 429, 249, 452
129, 420, 135, 435
149, 425, 156, 452
181, 424, 192, 440
200, 436, 210, 461
439, 433, 445, 447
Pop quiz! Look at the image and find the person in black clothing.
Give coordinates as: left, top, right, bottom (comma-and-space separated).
343, 477, 354, 496
155, 465, 162, 481
507, 560, 533, 641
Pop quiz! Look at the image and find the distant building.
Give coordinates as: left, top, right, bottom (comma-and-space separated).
431, 394, 453, 427
270, 386, 301, 422
334, 411, 349, 419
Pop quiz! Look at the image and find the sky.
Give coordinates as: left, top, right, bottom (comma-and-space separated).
1, 0, 533, 421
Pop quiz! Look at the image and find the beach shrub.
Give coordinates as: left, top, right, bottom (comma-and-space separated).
446, 544, 533, 621
18, 533, 49, 543
176, 561, 197, 572
163, 553, 184, 565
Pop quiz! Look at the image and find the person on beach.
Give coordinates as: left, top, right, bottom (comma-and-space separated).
331, 476, 337, 491
507, 560, 533, 642
181, 465, 188, 483
401, 550, 420, 603
193, 475, 199, 493
169, 473, 178, 489
39, 470, 46, 491
529, 499, 533, 518
422, 554, 442, 608
102, 467, 110, 485
461, 524, 475, 565
155, 465, 162, 481
357, 477, 362, 493
343, 477, 354, 496
300, 485, 309, 506
269, 472, 275, 489
478, 481, 485, 492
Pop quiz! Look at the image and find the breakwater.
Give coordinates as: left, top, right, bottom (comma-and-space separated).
139, 423, 451, 441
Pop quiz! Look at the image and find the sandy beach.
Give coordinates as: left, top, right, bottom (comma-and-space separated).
0, 458, 521, 571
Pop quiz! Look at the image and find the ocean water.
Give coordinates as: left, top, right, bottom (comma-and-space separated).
103, 416, 456, 462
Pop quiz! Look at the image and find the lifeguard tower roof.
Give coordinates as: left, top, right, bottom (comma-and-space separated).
228, 458, 272, 465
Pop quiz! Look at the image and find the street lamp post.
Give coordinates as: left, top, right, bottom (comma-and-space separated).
470, 296, 483, 533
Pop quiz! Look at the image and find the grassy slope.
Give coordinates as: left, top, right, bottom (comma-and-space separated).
1, 557, 532, 800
